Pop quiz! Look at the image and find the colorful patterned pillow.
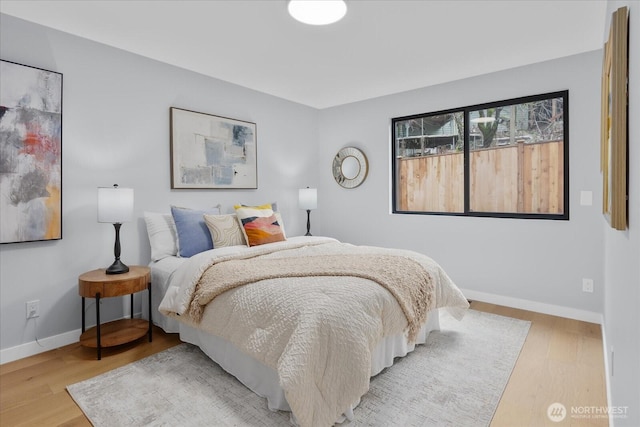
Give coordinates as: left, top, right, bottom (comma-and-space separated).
203, 214, 247, 248
234, 203, 286, 247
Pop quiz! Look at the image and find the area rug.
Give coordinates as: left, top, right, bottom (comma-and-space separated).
67, 309, 530, 426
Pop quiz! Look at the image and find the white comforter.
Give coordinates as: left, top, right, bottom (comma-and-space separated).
160, 236, 468, 427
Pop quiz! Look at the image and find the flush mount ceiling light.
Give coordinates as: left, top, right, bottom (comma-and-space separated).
288, 0, 347, 25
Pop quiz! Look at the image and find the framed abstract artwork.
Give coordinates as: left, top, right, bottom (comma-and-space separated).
0, 60, 63, 244
600, 6, 628, 230
170, 107, 257, 189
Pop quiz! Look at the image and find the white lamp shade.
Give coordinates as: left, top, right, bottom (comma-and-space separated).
299, 188, 318, 210
288, 0, 347, 26
98, 186, 134, 223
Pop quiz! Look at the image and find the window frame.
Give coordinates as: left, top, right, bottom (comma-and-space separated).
391, 90, 569, 220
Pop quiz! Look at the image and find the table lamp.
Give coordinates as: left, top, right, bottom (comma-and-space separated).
298, 187, 317, 236
98, 184, 134, 274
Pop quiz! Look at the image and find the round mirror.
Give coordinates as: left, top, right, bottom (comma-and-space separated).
332, 147, 368, 189
341, 156, 360, 180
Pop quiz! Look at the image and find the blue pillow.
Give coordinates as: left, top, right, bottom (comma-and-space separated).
170, 206, 221, 257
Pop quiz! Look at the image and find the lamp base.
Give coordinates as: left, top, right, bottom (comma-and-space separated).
106, 259, 129, 275
305, 209, 312, 236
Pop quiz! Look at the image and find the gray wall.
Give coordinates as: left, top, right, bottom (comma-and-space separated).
0, 14, 320, 353
603, 2, 640, 425
318, 51, 604, 316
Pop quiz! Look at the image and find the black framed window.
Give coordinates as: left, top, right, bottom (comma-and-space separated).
392, 91, 569, 220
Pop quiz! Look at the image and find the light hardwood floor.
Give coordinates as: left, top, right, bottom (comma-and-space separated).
0, 303, 608, 426
473, 302, 608, 427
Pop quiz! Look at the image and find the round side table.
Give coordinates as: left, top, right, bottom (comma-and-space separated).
78, 265, 152, 360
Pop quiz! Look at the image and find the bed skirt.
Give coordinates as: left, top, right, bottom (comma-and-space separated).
178, 309, 441, 422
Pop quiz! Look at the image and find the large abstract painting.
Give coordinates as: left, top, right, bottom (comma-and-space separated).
170, 107, 257, 189
0, 60, 62, 244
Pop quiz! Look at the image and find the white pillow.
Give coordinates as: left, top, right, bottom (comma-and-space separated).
144, 212, 178, 261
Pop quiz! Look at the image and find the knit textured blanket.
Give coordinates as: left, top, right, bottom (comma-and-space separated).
189, 253, 433, 341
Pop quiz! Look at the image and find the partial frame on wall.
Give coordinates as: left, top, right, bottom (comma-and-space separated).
601, 6, 629, 230
170, 107, 257, 189
0, 60, 63, 244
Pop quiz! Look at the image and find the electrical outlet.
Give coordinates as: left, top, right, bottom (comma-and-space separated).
26, 300, 40, 319
582, 278, 594, 293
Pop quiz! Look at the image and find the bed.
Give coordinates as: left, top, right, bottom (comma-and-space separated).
144, 210, 468, 426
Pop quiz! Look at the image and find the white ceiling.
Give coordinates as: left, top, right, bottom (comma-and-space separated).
0, 0, 607, 109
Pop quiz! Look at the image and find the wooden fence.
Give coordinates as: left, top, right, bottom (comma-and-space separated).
397, 140, 564, 214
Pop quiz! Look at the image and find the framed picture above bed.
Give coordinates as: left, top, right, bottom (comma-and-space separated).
170, 107, 257, 189
0, 60, 63, 244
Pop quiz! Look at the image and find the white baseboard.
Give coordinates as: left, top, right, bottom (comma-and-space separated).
0, 328, 81, 365
0, 311, 145, 365
462, 289, 604, 324
600, 321, 615, 427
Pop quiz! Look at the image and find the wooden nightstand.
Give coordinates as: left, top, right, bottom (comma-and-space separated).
78, 266, 152, 360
